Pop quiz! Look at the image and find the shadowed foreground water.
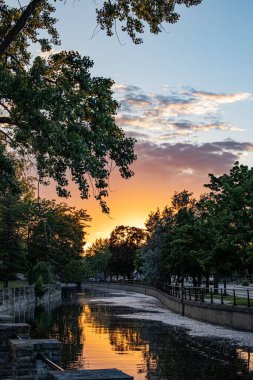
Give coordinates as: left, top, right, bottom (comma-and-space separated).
28, 288, 253, 380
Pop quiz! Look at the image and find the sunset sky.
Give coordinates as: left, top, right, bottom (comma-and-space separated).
39, 0, 253, 245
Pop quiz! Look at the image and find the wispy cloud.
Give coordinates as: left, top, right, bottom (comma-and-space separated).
114, 84, 251, 142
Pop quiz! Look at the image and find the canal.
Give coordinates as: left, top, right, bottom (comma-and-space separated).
27, 288, 253, 380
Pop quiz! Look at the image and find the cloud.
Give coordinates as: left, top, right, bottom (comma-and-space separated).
125, 131, 149, 140
193, 91, 251, 104
210, 140, 253, 152
133, 140, 253, 180
113, 84, 141, 94
114, 84, 250, 141
169, 121, 233, 132
122, 94, 152, 107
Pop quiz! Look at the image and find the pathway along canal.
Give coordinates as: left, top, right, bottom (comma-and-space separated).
24, 288, 253, 380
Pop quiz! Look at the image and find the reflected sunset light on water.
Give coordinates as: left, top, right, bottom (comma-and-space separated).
74, 304, 156, 379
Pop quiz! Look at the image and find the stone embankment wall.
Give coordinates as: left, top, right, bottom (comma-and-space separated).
83, 282, 253, 332
0, 315, 63, 380
0, 284, 62, 315
0, 315, 133, 380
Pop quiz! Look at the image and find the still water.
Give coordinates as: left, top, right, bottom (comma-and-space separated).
28, 288, 253, 380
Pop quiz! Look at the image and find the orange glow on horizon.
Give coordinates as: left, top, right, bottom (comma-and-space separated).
40, 162, 211, 245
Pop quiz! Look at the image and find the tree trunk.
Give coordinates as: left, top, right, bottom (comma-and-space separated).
0, 0, 43, 56
205, 275, 210, 290
214, 275, 219, 294
223, 277, 227, 296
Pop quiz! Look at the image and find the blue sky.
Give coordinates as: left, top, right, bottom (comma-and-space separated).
52, 0, 253, 152
54, 0, 253, 91
36, 0, 253, 243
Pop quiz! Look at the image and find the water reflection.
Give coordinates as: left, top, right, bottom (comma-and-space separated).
28, 289, 253, 380
237, 349, 253, 373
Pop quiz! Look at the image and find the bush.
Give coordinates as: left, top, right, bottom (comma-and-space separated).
31, 261, 53, 284
242, 279, 250, 286
34, 275, 47, 299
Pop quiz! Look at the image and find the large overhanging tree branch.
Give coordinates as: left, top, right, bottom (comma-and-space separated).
96, 0, 203, 44
0, 0, 203, 211
0, 51, 136, 212
0, 0, 203, 57
0, 0, 43, 56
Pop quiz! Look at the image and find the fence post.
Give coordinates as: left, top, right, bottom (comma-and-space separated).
201, 288, 205, 302
233, 289, 236, 306
247, 290, 250, 308
210, 288, 213, 303
221, 288, 224, 305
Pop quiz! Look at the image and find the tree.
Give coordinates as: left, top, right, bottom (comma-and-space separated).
0, 193, 27, 287
62, 260, 89, 285
0, 1, 136, 213
167, 191, 204, 286
108, 225, 146, 278
85, 238, 111, 279
34, 275, 47, 300
204, 162, 253, 277
30, 260, 53, 284
0, 0, 203, 211
0, 153, 34, 287
96, 0, 203, 44
141, 207, 173, 284
0, 144, 21, 196
26, 199, 91, 282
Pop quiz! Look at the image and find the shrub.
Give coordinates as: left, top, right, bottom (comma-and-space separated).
34, 275, 47, 299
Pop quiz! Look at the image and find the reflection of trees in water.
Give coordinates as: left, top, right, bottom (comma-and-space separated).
29, 291, 253, 379
30, 302, 84, 369
84, 303, 252, 380
140, 323, 252, 380
85, 304, 145, 350
78, 302, 155, 375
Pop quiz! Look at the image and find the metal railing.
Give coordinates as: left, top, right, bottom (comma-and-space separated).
0, 283, 62, 309
91, 280, 253, 308
16, 335, 64, 372
154, 282, 253, 307
36, 352, 64, 371
156, 283, 253, 307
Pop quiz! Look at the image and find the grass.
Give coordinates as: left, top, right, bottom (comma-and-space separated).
204, 293, 253, 307
0, 280, 28, 289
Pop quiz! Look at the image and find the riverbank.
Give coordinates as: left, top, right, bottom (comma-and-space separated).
82, 282, 253, 332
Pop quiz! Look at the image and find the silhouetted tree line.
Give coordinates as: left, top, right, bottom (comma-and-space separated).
86, 162, 253, 287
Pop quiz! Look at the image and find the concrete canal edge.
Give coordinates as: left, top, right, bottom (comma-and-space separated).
82, 282, 253, 332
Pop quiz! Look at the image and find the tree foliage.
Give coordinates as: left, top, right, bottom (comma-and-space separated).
62, 259, 89, 285
0, 155, 91, 285
0, 0, 205, 210
85, 238, 111, 279
108, 225, 146, 278
26, 199, 90, 282
0, 0, 138, 212
96, 0, 203, 44
140, 163, 253, 285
